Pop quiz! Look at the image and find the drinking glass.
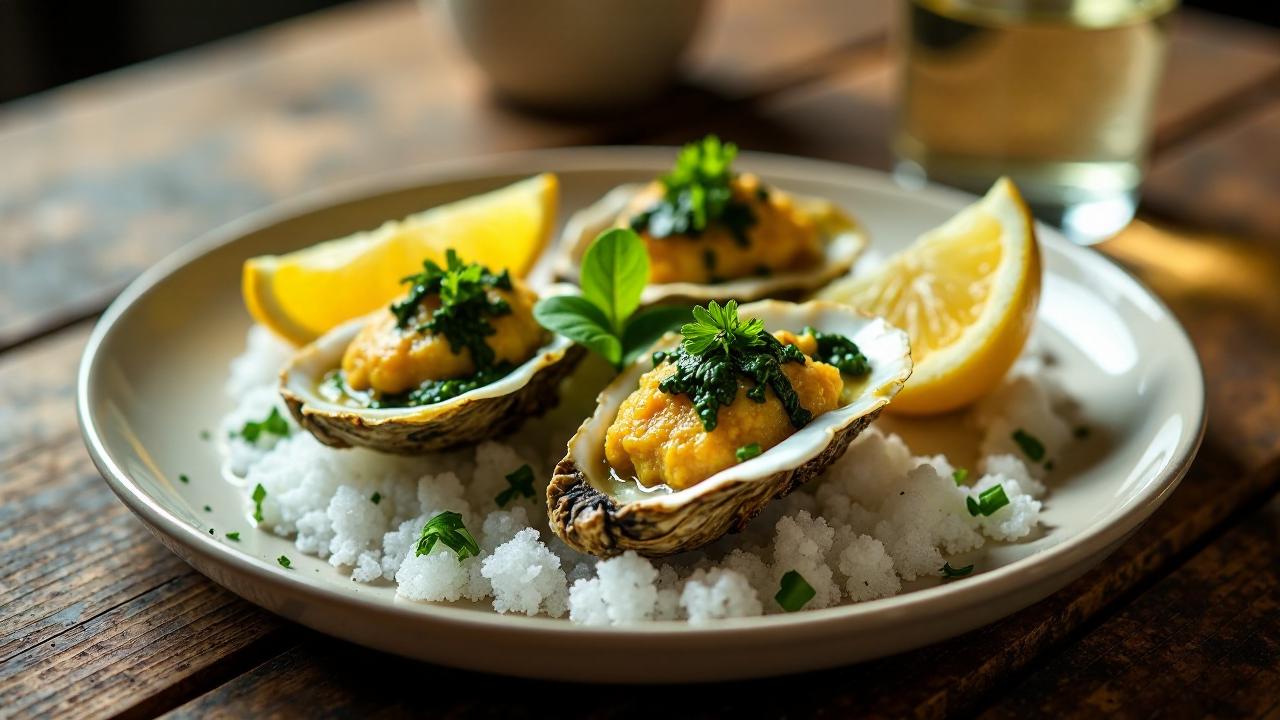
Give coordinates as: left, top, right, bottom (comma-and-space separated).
893, 0, 1177, 244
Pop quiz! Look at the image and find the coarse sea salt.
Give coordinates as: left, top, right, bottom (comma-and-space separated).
222, 325, 1068, 623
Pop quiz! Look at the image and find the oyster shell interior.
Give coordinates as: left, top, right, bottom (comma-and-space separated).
548, 300, 912, 556
280, 315, 582, 454
554, 183, 867, 305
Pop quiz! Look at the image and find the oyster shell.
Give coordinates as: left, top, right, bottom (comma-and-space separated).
554, 183, 866, 305
547, 300, 911, 557
280, 316, 585, 454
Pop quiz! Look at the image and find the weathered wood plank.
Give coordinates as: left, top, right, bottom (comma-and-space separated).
980, 488, 1280, 720
1145, 100, 1280, 240
0, 0, 892, 352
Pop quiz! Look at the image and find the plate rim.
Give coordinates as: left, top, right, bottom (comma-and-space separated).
77, 145, 1207, 641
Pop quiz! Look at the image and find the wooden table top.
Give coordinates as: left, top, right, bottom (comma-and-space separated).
2, 1, 1279, 717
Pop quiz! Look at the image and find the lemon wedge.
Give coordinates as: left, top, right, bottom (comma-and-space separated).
243, 173, 558, 344
819, 178, 1041, 415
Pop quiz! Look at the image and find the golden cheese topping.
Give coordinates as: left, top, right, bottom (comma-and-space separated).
619, 173, 823, 285
604, 331, 843, 491
341, 281, 544, 395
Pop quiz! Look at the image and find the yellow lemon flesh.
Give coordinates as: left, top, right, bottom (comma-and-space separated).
243, 173, 558, 345
818, 178, 1041, 415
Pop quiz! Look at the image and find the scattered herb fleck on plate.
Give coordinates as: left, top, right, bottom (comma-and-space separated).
415, 511, 480, 562
252, 483, 267, 523
967, 484, 1010, 517
1012, 428, 1045, 462
495, 464, 535, 507
277, 555, 292, 569
952, 468, 969, 486
941, 562, 974, 580
775, 570, 816, 612
179, 474, 190, 484
225, 532, 240, 541
240, 407, 290, 443
371, 492, 382, 505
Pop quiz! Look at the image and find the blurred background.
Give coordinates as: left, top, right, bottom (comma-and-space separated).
0, 0, 1272, 104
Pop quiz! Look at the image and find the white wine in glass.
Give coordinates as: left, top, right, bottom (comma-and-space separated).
894, 0, 1176, 243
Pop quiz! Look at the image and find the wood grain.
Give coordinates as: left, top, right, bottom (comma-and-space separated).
0, 0, 892, 353
981, 489, 1280, 720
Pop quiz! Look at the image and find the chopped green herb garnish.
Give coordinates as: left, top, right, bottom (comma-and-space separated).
199, 430, 211, 441
371, 492, 382, 505
775, 570, 816, 612
654, 300, 810, 432
225, 531, 241, 541
179, 474, 190, 484
495, 464, 536, 507
391, 249, 513, 370
967, 484, 1010, 517
629, 135, 756, 246
251, 483, 267, 523
736, 443, 763, 462
415, 511, 480, 562
1073, 425, 1090, 439
803, 326, 871, 376
1012, 428, 1045, 462
277, 555, 292, 569
952, 468, 969, 486
203, 505, 212, 512
534, 228, 689, 369
941, 562, 974, 580
239, 407, 290, 443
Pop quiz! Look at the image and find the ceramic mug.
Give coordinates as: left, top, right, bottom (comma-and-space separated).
441, 0, 707, 111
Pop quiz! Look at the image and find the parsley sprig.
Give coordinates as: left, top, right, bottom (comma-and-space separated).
630, 135, 756, 246
415, 511, 480, 562
391, 249, 513, 370
653, 300, 810, 432
534, 228, 690, 370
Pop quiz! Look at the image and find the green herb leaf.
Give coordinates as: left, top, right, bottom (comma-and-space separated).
967, 484, 1010, 517
240, 407, 290, 443
203, 505, 212, 512
495, 464, 536, 507
371, 492, 382, 505
415, 511, 480, 562
775, 570, 816, 612
941, 562, 974, 580
736, 443, 763, 462
1012, 428, 1045, 462
952, 468, 969, 486
277, 555, 292, 569
225, 531, 240, 541
680, 300, 765, 357
251, 483, 267, 523
533, 295, 622, 367
179, 474, 190, 484
580, 228, 649, 333
620, 305, 691, 365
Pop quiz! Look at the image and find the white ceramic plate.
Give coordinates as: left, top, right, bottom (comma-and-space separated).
78, 148, 1204, 683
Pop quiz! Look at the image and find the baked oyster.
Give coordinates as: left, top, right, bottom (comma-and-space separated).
281, 250, 584, 454
555, 136, 866, 305
548, 299, 911, 557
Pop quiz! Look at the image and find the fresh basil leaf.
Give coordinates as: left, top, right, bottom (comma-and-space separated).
580, 228, 649, 333
621, 305, 691, 365
534, 295, 622, 367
